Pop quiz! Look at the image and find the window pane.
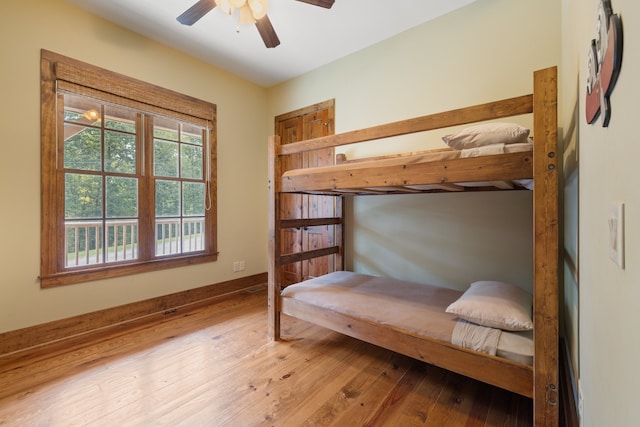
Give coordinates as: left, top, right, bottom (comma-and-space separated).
106, 219, 139, 262
156, 180, 180, 217
104, 105, 136, 133
65, 220, 103, 267
182, 217, 205, 253
182, 123, 203, 145
65, 173, 103, 219
106, 176, 138, 218
181, 145, 203, 179
105, 131, 136, 174
154, 116, 179, 141
156, 219, 181, 256
154, 139, 179, 177
64, 126, 102, 171
64, 93, 101, 125
183, 182, 205, 216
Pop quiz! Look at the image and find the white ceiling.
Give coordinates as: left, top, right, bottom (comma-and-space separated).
66, 0, 476, 87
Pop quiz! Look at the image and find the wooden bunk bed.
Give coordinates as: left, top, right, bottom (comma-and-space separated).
268, 66, 558, 426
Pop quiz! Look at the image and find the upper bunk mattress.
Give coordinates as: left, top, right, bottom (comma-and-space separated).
281, 271, 533, 365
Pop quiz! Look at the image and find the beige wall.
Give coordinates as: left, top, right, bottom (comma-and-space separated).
0, 0, 269, 333
268, 0, 560, 293
562, 0, 640, 425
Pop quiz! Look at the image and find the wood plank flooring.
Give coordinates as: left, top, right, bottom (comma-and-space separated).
0, 287, 532, 426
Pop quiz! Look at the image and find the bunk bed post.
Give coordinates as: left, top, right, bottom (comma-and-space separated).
532, 66, 559, 427
268, 135, 283, 341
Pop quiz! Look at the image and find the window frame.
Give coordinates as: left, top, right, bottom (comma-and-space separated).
40, 50, 218, 287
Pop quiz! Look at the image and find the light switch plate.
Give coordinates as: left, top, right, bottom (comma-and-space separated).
608, 202, 624, 268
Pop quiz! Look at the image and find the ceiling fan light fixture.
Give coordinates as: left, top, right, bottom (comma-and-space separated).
180, 0, 279, 48
215, 0, 268, 24
215, 0, 233, 15
83, 109, 101, 122
238, 4, 257, 24
248, 0, 268, 20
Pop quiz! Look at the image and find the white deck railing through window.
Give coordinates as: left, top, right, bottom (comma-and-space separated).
65, 218, 204, 267
155, 218, 205, 256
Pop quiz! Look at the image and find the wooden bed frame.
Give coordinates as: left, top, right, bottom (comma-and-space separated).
268, 66, 558, 426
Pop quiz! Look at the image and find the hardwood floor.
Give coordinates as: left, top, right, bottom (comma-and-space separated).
0, 287, 532, 426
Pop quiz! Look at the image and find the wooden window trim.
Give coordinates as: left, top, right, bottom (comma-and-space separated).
40, 50, 218, 288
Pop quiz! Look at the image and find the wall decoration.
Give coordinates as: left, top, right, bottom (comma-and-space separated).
585, 0, 623, 127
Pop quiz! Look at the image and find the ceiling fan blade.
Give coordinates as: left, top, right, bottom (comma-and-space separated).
295, 0, 335, 8
255, 15, 280, 48
177, 0, 217, 26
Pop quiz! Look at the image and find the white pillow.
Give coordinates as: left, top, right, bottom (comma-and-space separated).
442, 123, 530, 150
445, 281, 533, 331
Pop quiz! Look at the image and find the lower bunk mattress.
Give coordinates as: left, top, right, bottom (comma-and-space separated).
280, 271, 533, 366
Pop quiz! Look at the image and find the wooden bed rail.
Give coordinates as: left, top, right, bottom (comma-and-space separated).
278, 94, 534, 156
279, 246, 341, 266
280, 217, 342, 229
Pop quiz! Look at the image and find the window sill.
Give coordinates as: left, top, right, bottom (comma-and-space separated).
40, 253, 219, 288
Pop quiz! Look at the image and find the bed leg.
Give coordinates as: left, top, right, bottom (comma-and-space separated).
267, 286, 281, 341
268, 313, 281, 341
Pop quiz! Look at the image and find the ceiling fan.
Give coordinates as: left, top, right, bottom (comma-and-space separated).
177, 0, 335, 48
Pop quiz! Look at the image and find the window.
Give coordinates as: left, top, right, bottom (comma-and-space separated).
40, 50, 217, 287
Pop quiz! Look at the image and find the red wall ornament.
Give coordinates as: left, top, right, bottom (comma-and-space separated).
585, 0, 623, 127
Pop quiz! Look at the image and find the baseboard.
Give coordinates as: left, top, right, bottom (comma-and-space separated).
559, 337, 580, 427
0, 272, 267, 356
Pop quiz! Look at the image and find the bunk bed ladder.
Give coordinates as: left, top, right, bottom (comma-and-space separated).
268, 135, 345, 340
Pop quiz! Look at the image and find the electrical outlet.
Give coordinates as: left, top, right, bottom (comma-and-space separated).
232, 261, 245, 272
608, 202, 624, 268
